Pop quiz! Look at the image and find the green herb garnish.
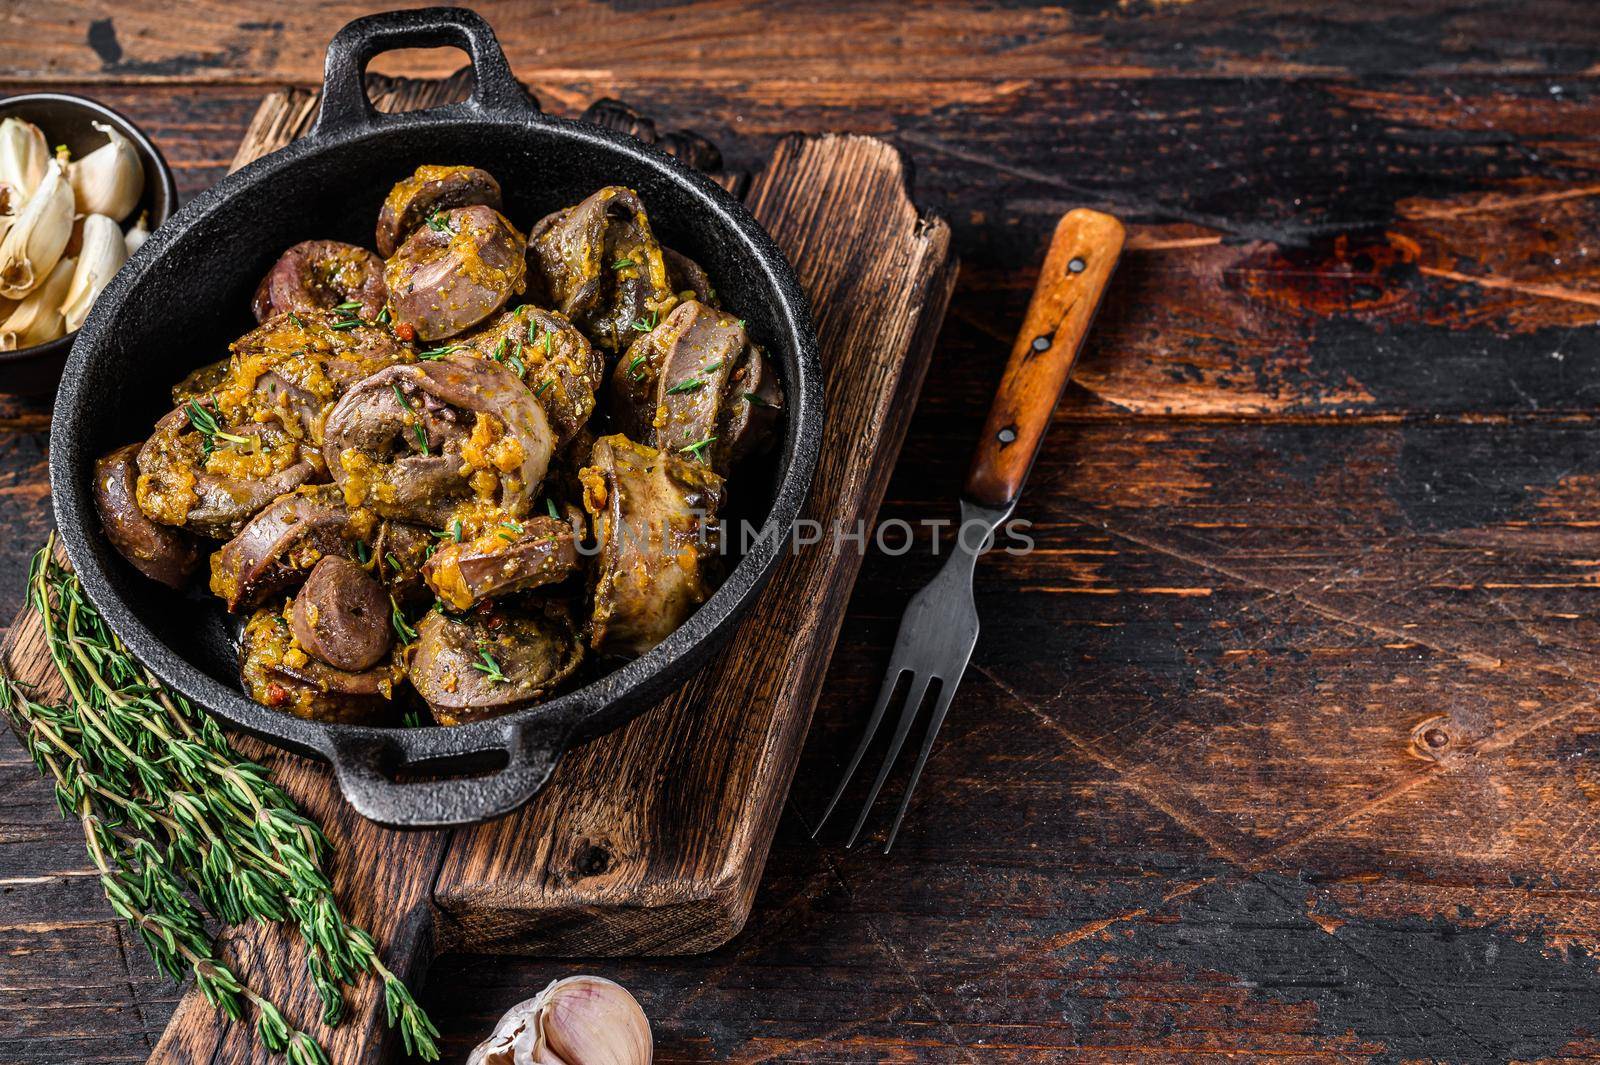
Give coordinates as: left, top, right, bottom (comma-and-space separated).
185, 399, 252, 456
390, 595, 418, 644
743, 391, 774, 407
612, 257, 636, 270
425, 212, 451, 233
401, 709, 423, 728
628, 353, 648, 379
680, 435, 717, 462
535, 379, 553, 397
471, 647, 509, 685
666, 377, 705, 395
630, 311, 658, 333
546, 498, 560, 520
352, 540, 372, 565
386, 552, 402, 574
416, 344, 461, 360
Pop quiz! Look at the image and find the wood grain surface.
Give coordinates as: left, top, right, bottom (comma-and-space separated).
8, 2, 1600, 1062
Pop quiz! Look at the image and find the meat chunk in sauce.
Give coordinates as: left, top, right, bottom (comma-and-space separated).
322, 355, 555, 526
580, 434, 724, 658
409, 600, 582, 726
241, 603, 403, 725
289, 556, 393, 671
376, 165, 503, 257
386, 205, 527, 341
423, 514, 579, 611
526, 186, 680, 354
612, 300, 783, 474
456, 305, 605, 445
251, 240, 387, 323
94, 442, 201, 588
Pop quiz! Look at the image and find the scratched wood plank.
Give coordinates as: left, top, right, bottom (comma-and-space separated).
8, 0, 1600, 83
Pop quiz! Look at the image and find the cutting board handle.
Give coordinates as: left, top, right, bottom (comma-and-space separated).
313, 7, 540, 138
964, 208, 1124, 508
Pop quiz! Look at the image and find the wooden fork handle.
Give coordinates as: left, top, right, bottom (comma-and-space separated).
964, 208, 1124, 507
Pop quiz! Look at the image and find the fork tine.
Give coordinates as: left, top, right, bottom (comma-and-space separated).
883, 675, 960, 853
812, 667, 907, 835
844, 672, 933, 849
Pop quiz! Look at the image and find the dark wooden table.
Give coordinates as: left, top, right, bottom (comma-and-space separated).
8, 3, 1600, 1061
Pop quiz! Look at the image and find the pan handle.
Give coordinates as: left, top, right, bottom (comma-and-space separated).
329, 719, 570, 827
312, 7, 539, 139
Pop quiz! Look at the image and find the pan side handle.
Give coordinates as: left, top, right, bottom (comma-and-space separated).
312, 6, 541, 139
330, 718, 570, 828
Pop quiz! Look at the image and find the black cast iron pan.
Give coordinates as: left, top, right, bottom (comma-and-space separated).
49, 8, 823, 828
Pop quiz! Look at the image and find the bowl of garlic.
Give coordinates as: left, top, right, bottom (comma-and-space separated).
0, 94, 177, 396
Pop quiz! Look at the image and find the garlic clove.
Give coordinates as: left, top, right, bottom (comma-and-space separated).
0, 255, 74, 351
0, 160, 73, 299
123, 212, 151, 257
68, 122, 143, 223
0, 118, 50, 200
61, 214, 126, 332
468, 976, 652, 1065
542, 977, 651, 1065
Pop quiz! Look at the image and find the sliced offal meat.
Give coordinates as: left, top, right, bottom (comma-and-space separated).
525, 186, 679, 353
251, 240, 388, 323
288, 555, 393, 671
322, 355, 555, 526
409, 600, 583, 726
385, 204, 527, 341
579, 433, 725, 658
93, 442, 202, 588
222, 309, 416, 446
208, 485, 350, 612
240, 605, 402, 725
663, 246, 718, 306
423, 514, 580, 611
611, 300, 784, 475
376, 165, 503, 257
455, 304, 605, 445
135, 403, 321, 539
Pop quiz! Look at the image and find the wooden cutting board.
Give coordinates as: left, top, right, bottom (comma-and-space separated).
0, 74, 956, 1062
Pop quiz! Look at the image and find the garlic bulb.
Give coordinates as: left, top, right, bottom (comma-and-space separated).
0, 118, 49, 201
68, 122, 143, 222
124, 212, 151, 257
467, 976, 652, 1065
0, 160, 73, 298
60, 214, 126, 331
0, 255, 74, 351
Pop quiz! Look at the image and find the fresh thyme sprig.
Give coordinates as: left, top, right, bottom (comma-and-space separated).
0, 540, 439, 1061
470, 647, 508, 685
186, 398, 252, 457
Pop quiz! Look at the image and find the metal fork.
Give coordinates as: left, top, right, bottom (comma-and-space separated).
813, 209, 1126, 851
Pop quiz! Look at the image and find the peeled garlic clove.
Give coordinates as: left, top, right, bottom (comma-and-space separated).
467, 976, 652, 1065
60, 214, 126, 332
0, 161, 73, 299
0, 118, 49, 200
0, 255, 74, 351
68, 122, 143, 222
124, 212, 150, 257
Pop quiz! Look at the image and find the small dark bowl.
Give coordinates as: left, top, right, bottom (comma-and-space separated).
0, 93, 177, 396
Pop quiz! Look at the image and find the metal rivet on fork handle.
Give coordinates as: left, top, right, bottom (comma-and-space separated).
813, 208, 1125, 852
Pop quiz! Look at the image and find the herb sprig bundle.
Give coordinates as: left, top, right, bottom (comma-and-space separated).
0, 540, 439, 1061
